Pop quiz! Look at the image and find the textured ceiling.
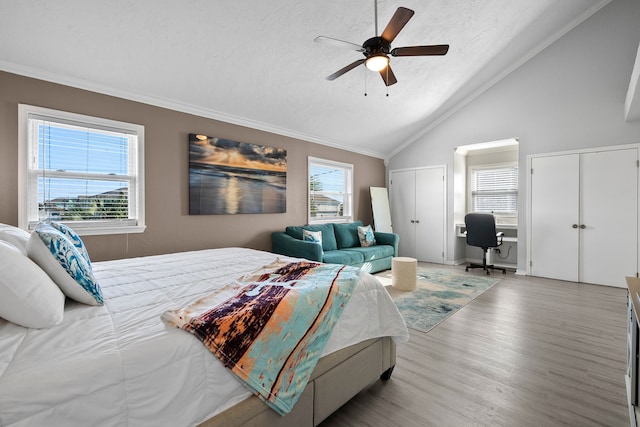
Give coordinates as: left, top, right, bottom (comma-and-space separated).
0, 0, 610, 159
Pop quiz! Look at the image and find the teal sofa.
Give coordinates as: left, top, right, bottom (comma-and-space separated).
271, 221, 399, 273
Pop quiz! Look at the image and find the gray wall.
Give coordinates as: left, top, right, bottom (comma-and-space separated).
388, 0, 640, 272
0, 72, 385, 261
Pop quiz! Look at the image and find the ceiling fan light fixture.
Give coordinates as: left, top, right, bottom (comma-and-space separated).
365, 55, 389, 71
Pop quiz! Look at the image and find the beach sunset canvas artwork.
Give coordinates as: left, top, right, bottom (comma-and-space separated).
189, 134, 287, 215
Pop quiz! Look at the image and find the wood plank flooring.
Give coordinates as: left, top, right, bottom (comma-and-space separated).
320, 264, 629, 427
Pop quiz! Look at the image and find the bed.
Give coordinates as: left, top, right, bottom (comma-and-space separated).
0, 241, 408, 427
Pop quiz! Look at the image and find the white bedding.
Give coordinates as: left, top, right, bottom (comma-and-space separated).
0, 248, 408, 427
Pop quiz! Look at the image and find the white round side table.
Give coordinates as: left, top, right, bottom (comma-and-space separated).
391, 257, 417, 291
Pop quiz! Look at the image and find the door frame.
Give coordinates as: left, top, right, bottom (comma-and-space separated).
388, 165, 447, 263
526, 143, 640, 278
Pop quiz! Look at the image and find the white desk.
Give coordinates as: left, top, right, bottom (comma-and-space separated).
455, 223, 518, 242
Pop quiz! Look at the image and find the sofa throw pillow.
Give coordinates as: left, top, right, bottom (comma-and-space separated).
27, 223, 103, 306
303, 229, 323, 249
0, 241, 65, 328
357, 225, 377, 247
285, 224, 338, 252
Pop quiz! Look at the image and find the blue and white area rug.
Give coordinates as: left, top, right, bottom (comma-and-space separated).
385, 269, 501, 333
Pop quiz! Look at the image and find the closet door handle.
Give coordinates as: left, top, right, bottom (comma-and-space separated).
415, 220, 420, 224
579, 224, 586, 229
410, 220, 415, 223
572, 224, 578, 228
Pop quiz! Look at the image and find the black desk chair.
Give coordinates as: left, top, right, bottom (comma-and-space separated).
464, 213, 506, 275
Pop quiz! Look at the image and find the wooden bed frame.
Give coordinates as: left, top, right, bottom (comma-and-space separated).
198, 336, 396, 427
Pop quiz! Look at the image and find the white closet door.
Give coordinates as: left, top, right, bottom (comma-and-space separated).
390, 170, 416, 258
580, 148, 638, 287
415, 167, 445, 263
530, 154, 580, 281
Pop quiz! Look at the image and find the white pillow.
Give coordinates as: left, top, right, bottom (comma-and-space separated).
303, 229, 323, 245
27, 223, 104, 306
0, 223, 30, 255
0, 241, 65, 328
357, 225, 377, 247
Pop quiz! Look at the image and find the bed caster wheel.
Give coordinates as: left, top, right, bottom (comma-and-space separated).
465, 267, 469, 272
486, 271, 490, 275
380, 366, 394, 381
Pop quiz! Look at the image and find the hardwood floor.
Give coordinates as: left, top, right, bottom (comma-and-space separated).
320, 264, 629, 427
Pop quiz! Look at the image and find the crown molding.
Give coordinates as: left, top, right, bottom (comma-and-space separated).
0, 61, 387, 160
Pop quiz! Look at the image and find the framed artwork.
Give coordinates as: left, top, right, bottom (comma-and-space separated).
189, 134, 286, 215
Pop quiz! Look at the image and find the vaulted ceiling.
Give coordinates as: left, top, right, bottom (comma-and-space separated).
0, 0, 611, 159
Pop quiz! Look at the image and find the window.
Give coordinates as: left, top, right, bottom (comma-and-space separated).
18, 104, 145, 235
470, 164, 518, 217
308, 157, 353, 224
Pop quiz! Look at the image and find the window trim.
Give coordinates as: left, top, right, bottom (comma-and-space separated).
18, 104, 146, 236
308, 156, 354, 224
468, 161, 518, 218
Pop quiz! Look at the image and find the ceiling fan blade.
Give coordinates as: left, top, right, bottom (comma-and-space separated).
314, 36, 365, 52
380, 7, 414, 43
326, 59, 366, 81
379, 65, 398, 86
391, 45, 449, 57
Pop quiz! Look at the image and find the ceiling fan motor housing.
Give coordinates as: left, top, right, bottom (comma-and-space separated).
363, 36, 391, 58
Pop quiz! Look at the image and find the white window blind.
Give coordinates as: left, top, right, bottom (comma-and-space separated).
308, 157, 353, 223
471, 165, 518, 215
19, 105, 145, 235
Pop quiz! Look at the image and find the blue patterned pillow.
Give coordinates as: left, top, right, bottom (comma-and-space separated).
357, 225, 377, 247
45, 221, 92, 265
26, 223, 103, 306
303, 229, 323, 254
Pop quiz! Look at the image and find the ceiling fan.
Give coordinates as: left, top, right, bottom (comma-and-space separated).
315, 2, 449, 87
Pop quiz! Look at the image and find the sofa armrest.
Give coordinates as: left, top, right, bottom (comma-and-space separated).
271, 232, 323, 262
374, 232, 399, 257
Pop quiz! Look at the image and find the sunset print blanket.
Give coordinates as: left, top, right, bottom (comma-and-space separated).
161, 260, 361, 415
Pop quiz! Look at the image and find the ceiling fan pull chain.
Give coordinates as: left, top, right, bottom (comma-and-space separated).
364, 66, 368, 96
386, 67, 389, 97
